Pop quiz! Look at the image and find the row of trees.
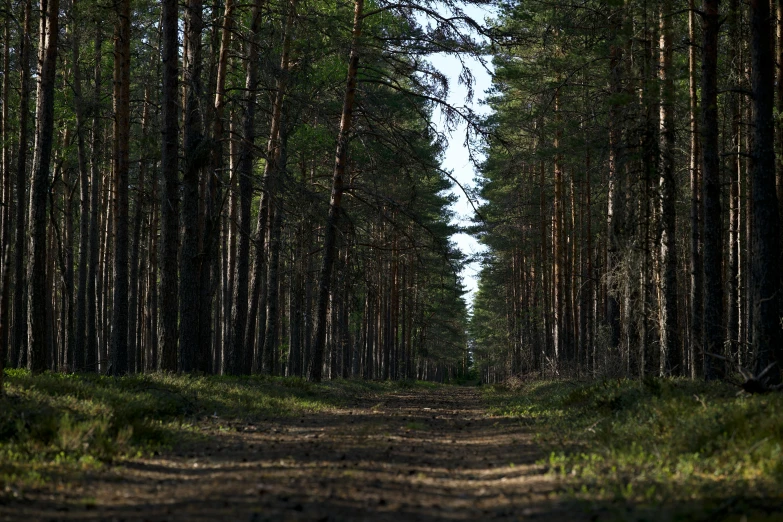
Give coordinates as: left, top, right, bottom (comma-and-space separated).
0, 0, 481, 383
471, 0, 782, 383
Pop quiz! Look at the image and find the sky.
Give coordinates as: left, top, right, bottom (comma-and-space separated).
428, 4, 495, 307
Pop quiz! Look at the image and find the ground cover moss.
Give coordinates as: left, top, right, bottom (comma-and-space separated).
486, 377, 783, 509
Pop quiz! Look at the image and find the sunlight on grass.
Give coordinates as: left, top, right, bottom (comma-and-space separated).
0, 371, 436, 490
485, 377, 783, 505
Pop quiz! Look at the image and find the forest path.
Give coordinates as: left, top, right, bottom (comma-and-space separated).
3, 386, 587, 521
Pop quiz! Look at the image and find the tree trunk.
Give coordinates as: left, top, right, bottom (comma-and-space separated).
211, 0, 233, 374
12, 0, 32, 369
688, 0, 702, 379
727, 0, 741, 364
261, 0, 296, 375
159, 0, 179, 372
701, 0, 724, 380
86, 29, 103, 372
179, 0, 204, 373
750, 0, 783, 383
264, 202, 284, 374
309, 0, 363, 381
553, 92, 563, 369
229, 0, 263, 375
28, 0, 60, 373
606, 8, 623, 353
0, 0, 9, 382
71, 0, 91, 373
0, 0, 11, 373
658, 0, 679, 374
128, 87, 150, 374
110, 0, 131, 375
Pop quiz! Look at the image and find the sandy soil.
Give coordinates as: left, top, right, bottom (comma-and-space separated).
0, 387, 594, 521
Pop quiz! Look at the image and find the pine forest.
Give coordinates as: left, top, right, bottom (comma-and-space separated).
1, 0, 783, 518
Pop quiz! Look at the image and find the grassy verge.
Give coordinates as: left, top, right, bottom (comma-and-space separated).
485, 377, 783, 509
0, 370, 418, 492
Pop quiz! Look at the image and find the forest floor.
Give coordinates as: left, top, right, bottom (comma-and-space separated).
1, 374, 781, 521
0, 385, 588, 521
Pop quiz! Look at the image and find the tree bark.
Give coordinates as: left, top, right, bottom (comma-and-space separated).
0, 0, 10, 383
28, 0, 60, 373
71, 0, 91, 373
553, 91, 563, 369
12, 0, 32, 369
750, 0, 783, 383
159, 0, 179, 372
309, 0, 364, 382
86, 29, 103, 372
179, 0, 205, 373
727, 0, 741, 365
229, 0, 263, 375
701, 0, 724, 380
128, 87, 150, 374
262, 0, 296, 375
110, 0, 131, 375
659, 0, 679, 375
0, 0, 11, 372
606, 10, 623, 354
687, 0, 703, 379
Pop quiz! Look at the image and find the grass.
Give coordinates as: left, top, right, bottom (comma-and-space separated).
0, 370, 421, 492
485, 377, 783, 510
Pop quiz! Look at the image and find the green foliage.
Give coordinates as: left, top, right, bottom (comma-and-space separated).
486, 379, 783, 504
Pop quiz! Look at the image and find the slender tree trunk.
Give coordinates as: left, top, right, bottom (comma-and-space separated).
159, 0, 179, 372
688, 0, 702, 379
539, 160, 550, 374
229, 0, 263, 375
0, 0, 11, 372
778, 0, 783, 256
659, 0, 679, 374
750, 0, 783, 382
553, 92, 563, 369
728, 0, 741, 363
262, 0, 296, 375
0, 1, 10, 381
28, 0, 60, 373
128, 88, 150, 374
701, 0, 724, 380
63, 138, 75, 371
210, 0, 233, 374
606, 8, 623, 353
246, 1, 296, 373
264, 201, 284, 375
71, 0, 91, 372
99, 178, 112, 369
86, 29, 103, 372
12, 0, 32, 369
110, 0, 131, 375
179, 0, 204, 373
309, 0, 363, 381
148, 164, 159, 371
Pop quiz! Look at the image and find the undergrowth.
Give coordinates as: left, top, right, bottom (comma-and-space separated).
485, 377, 783, 508
0, 370, 412, 492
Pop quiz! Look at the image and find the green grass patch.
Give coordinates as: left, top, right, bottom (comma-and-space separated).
0, 370, 424, 491
485, 377, 783, 507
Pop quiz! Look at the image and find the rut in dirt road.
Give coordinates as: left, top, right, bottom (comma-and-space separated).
2, 387, 583, 521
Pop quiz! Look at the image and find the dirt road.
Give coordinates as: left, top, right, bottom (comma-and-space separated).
1, 387, 589, 521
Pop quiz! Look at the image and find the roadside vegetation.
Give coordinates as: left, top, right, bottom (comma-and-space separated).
0, 370, 407, 491
486, 378, 783, 511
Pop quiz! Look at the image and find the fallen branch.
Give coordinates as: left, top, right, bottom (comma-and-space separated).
703, 352, 783, 394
